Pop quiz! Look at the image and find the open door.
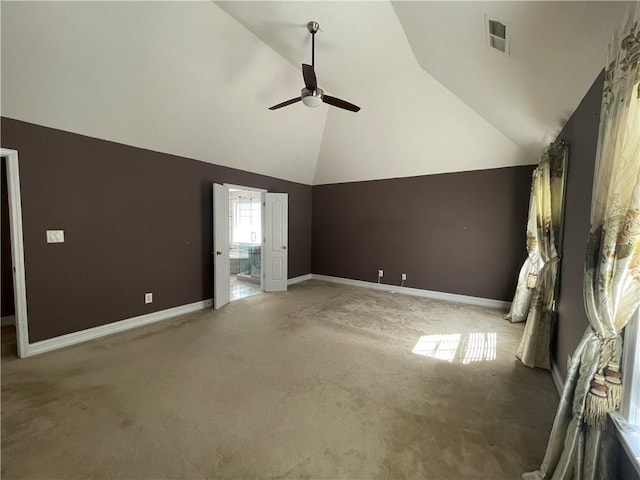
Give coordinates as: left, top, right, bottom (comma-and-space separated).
2, 149, 29, 358
264, 192, 288, 292
213, 183, 230, 309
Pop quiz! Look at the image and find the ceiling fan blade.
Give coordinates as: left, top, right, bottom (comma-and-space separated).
323, 95, 360, 112
268, 97, 302, 110
302, 64, 317, 91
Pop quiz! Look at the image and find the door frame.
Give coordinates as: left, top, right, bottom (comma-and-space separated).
2, 148, 30, 358
224, 183, 267, 294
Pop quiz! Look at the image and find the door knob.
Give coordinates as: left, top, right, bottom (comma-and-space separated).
282, 246, 287, 250
216, 251, 223, 255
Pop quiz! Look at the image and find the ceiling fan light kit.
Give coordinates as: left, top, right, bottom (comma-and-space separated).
301, 88, 323, 107
268, 21, 360, 113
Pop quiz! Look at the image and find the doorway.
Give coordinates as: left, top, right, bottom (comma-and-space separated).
213, 183, 288, 310
229, 188, 263, 301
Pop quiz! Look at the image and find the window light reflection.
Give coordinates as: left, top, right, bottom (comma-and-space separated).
462, 332, 497, 364
412, 333, 497, 364
411, 334, 461, 362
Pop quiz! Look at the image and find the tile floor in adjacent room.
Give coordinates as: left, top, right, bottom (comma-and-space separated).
1, 280, 558, 479
230, 274, 261, 301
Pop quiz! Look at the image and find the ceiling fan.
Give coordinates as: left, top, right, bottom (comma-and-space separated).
269, 21, 361, 113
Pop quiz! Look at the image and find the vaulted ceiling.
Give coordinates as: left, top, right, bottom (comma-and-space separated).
1, 1, 630, 185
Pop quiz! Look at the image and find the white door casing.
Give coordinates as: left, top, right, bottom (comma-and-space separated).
2, 149, 29, 358
264, 192, 288, 292
213, 183, 230, 309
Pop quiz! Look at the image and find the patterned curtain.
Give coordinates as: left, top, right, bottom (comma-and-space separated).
504, 171, 543, 323
505, 145, 566, 370
523, 5, 640, 479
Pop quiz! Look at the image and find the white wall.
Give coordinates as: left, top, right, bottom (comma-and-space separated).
216, 1, 534, 185
314, 65, 531, 184
311, 1, 532, 184
2, 1, 536, 186
393, 1, 628, 159
1, 2, 326, 185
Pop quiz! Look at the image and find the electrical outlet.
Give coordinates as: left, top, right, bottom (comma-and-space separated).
145, 292, 153, 304
46, 230, 65, 243
402, 273, 407, 281
378, 269, 384, 277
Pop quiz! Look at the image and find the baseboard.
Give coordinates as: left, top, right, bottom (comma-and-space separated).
25, 299, 213, 357
18, 275, 509, 357
310, 274, 511, 310
551, 358, 565, 397
288, 274, 312, 285
1, 315, 16, 327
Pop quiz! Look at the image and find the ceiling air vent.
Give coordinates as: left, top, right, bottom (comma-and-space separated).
485, 17, 509, 54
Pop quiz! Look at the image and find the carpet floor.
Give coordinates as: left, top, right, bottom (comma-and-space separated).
1, 280, 558, 479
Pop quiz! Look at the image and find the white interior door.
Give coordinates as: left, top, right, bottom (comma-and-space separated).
264, 193, 288, 292
213, 183, 230, 309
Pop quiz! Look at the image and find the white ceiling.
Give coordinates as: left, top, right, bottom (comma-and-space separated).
1, 1, 629, 185
1, 1, 326, 184
218, 0, 533, 184
392, 1, 630, 157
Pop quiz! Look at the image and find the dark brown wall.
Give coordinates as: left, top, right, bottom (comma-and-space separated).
552, 71, 604, 378
312, 166, 534, 301
1, 118, 312, 342
1, 157, 15, 317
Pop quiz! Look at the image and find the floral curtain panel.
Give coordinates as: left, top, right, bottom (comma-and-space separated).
524, 4, 640, 479
504, 172, 542, 323
516, 146, 566, 369
505, 144, 566, 369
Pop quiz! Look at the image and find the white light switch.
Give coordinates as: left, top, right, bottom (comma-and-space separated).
46, 230, 65, 243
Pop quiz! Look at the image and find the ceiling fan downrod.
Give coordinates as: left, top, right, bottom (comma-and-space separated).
307, 21, 319, 69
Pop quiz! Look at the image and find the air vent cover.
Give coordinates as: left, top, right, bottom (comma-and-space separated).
485, 16, 510, 54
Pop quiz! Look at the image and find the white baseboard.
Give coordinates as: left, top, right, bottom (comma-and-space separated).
288, 274, 312, 285
1, 315, 16, 327
310, 274, 511, 310
551, 358, 565, 397
25, 299, 212, 357
18, 274, 510, 357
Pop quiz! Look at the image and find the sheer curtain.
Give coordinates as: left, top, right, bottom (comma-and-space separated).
523, 4, 640, 479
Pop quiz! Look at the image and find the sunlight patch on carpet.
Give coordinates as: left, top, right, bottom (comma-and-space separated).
411, 334, 461, 362
412, 332, 497, 363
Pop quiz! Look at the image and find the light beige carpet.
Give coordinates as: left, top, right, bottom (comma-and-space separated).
1, 280, 558, 479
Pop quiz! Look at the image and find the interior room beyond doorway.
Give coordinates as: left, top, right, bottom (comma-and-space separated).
229, 188, 262, 301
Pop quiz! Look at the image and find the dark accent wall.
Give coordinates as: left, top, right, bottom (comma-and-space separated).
552, 71, 604, 378
1, 118, 312, 342
2, 157, 15, 317
312, 166, 534, 301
